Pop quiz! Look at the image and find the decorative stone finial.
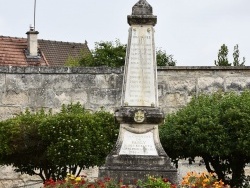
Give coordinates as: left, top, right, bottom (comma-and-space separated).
127, 0, 157, 26
132, 0, 153, 15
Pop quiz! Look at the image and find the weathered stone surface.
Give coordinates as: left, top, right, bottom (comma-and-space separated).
225, 77, 250, 91
70, 89, 88, 105
161, 77, 196, 93
89, 89, 118, 106
0, 66, 9, 73
39, 66, 68, 74
161, 92, 187, 107
9, 66, 26, 73
0, 166, 43, 188
2, 91, 29, 105
19, 74, 43, 89
5, 74, 19, 91
0, 106, 21, 120
96, 74, 118, 89
71, 74, 96, 89
24, 66, 40, 73
28, 88, 47, 107
0, 74, 5, 91
198, 77, 224, 93
44, 75, 73, 90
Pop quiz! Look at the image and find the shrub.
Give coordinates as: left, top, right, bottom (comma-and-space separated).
0, 103, 119, 182
160, 91, 250, 187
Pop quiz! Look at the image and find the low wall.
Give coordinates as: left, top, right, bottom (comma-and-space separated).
1, 65, 250, 186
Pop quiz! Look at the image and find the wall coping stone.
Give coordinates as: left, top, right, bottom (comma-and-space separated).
0, 66, 124, 74
157, 66, 250, 71
1, 66, 250, 74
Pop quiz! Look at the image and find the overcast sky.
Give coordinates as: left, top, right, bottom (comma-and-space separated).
0, 0, 249, 66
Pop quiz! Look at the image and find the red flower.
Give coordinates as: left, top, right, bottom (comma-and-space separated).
104, 177, 111, 182
87, 183, 95, 188
162, 178, 169, 182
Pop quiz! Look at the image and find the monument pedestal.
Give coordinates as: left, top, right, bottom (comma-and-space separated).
99, 108, 177, 184
99, 0, 177, 184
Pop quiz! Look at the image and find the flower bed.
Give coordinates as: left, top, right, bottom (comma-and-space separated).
43, 172, 229, 188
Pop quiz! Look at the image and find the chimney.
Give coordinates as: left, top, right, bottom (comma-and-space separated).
26, 25, 39, 57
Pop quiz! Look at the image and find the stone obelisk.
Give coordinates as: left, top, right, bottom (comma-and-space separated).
99, 0, 177, 184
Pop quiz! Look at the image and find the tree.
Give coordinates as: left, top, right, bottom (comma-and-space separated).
66, 40, 126, 67
0, 103, 119, 182
214, 44, 230, 66
215, 44, 246, 66
156, 49, 176, 66
65, 40, 177, 67
159, 91, 250, 187
233, 44, 245, 66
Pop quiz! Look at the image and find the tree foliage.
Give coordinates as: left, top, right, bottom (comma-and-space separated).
214, 44, 230, 66
215, 44, 245, 66
160, 91, 250, 187
65, 40, 176, 67
156, 49, 176, 66
0, 103, 119, 182
233, 44, 246, 66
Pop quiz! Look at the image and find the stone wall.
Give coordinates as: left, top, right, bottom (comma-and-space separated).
157, 66, 250, 114
1, 66, 250, 120
1, 65, 250, 186
0, 66, 123, 120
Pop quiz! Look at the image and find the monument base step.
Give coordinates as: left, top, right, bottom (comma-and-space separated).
99, 166, 177, 185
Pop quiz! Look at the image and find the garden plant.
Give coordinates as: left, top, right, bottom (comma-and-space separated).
43, 172, 228, 188
0, 103, 119, 182
160, 91, 250, 187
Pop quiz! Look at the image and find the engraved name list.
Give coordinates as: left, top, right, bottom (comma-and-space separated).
124, 26, 157, 107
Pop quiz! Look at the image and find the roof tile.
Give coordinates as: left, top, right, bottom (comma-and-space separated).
0, 36, 47, 66
0, 36, 91, 66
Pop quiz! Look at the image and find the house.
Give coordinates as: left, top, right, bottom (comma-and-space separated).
0, 27, 91, 66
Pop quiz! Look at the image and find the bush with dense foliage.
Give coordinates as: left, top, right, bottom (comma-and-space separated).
0, 103, 119, 182
160, 91, 250, 187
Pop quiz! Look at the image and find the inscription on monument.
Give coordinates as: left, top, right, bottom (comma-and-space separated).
124, 26, 157, 106
119, 131, 158, 156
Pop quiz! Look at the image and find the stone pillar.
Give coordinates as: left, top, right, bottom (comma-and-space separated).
99, 0, 177, 184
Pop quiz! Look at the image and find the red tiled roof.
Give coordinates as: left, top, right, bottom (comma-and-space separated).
38, 39, 90, 67
0, 36, 48, 66
0, 36, 91, 67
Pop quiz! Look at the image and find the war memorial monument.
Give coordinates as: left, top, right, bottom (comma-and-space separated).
99, 0, 178, 184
